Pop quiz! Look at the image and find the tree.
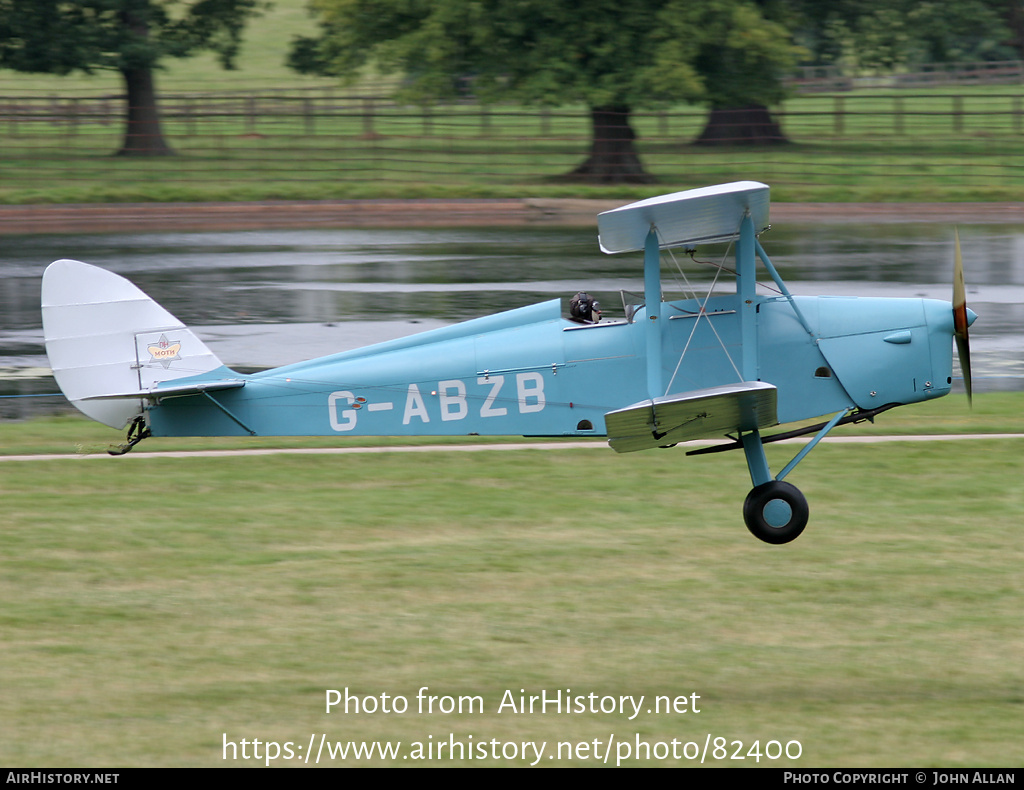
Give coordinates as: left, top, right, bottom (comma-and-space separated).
289, 0, 804, 182
658, 0, 804, 145
1005, 0, 1024, 59
789, 0, 1015, 69
0, 0, 264, 156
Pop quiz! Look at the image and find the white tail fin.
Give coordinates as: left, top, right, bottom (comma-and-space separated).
42, 259, 225, 429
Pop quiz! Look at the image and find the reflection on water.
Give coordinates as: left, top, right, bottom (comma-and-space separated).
3, 222, 1023, 419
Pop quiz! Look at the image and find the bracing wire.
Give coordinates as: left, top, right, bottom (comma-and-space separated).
658, 223, 747, 396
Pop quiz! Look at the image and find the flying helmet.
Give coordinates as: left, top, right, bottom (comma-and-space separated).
570, 291, 600, 322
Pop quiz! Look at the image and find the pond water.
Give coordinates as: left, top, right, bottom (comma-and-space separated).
2, 221, 1022, 420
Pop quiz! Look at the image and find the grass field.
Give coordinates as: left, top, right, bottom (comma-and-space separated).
2, 101, 1021, 204
1, 397, 1022, 767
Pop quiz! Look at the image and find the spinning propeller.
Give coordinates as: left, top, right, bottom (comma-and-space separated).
952, 228, 973, 407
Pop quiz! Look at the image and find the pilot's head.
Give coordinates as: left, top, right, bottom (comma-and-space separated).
570, 291, 601, 323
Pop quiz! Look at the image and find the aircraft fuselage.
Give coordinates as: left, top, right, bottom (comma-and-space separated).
146, 292, 955, 440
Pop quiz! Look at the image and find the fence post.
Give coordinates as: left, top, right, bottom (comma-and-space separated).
834, 95, 844, 136
67, 98, 79, 136
894, 96, 903, 135
363, 97, 375, 137
953, 95, 963, 133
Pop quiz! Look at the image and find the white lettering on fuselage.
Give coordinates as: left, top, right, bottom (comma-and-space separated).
403, 383, 430, 425
478, 375, 508, 417
516, 371, 545, 413
328, 390, 357, 432
438, 379, 467, 421
329, 373, 546, 433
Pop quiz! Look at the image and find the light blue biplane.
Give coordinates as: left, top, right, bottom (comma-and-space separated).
41, 182, 974, 544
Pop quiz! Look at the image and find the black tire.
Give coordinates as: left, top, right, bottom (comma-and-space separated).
743, 481, 809, 545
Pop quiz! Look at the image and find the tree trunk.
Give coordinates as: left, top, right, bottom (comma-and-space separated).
117, 65, 174, 156
115, 8, 172, 156
566, 105, 654, 184
693, 104, 788, 146
1006, 2, 1024, 60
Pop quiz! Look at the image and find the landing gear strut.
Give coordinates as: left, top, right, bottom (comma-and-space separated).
743, 481, 809, 544
736, 409, 851, 544
108, 416, 150, 456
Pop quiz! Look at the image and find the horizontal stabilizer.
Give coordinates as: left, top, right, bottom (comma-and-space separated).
84, 376, 246, 401
605, 381, 778, 453
598, 181, 769, 254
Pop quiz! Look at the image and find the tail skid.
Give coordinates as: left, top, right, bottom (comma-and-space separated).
41, 259, 229, 429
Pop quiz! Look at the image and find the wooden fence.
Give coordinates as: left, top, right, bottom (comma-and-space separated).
3, 91, 1022, 138
1, 90, 1021, 200
789, 60, 1024, 92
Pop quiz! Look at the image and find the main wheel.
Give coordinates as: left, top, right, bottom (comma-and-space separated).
743, 481, 809, 545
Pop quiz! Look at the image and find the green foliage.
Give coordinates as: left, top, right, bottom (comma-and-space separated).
658, 0, 805, 109
792, 0, 1015, 69
0, 0, 266, 76
292, 0, 805, 111
906, 1, 1016, 62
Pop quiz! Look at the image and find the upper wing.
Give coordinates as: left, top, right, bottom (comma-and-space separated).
604, 381, 778, 453
597, 181, 770, 254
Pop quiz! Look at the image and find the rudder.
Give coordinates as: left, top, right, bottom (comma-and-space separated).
41, 259, 226, 429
